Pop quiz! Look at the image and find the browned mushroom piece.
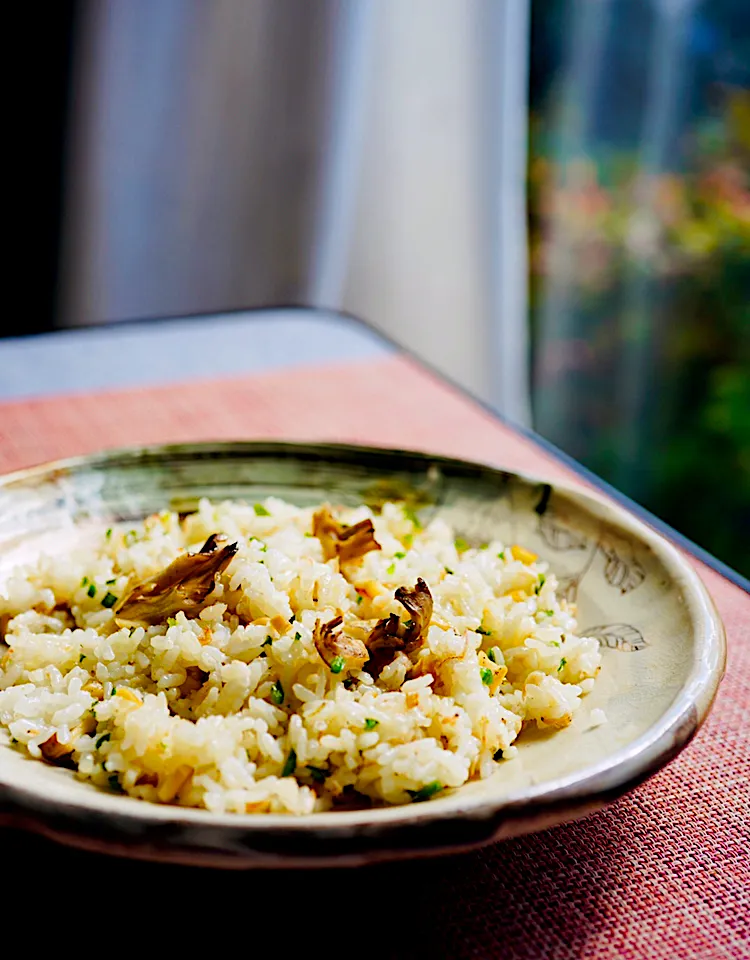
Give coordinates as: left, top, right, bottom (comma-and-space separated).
313, 615, 369, 672
39, 733, 77, 768
312, 507, 381, 563
113, 535, 238, 627
365, 579, 434, 678
395, 578, 434, 653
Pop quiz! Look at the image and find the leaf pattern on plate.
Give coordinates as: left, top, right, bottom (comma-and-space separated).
557, 575, 582, 603
599, 540, 646, 594
538, 512, 589, 551
584, 623, 648, 652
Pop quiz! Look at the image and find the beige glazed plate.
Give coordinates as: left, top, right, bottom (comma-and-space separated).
0, 442, 725, 868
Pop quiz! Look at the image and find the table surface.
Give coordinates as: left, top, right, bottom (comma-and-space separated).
0, 309, 747, 957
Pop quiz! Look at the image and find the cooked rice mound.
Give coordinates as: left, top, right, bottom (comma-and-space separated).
0, 498, 601, 814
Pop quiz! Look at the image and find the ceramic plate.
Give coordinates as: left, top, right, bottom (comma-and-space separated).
0, 442, 725, 868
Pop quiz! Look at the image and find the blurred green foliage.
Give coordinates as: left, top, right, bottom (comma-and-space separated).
529, 88, 750, 575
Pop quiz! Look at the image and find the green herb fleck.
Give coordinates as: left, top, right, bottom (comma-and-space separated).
294, 632, 301, 641
406, 781, 443, 802
270, 680, 284, 705
167, 617, 178, 627
110, 686, 117, 696
550, 640, 560, 647
480, 667, 493, 685
454, 537, 469, 552
476, 626, 492, 636
10, 738, 18, 745
105, 528, 113, 539
497, 551, 505, 560
101, 592, 117, 608
343, 677, 356, 689
81, 576, 89, 587
403, 506, 422, 529
107, 773, 122, 792
79, 654, 86, 663
364, 718, 379, 730
356, 595, 363, 605
487, 648, 498, 664
493, 748, 504, 761
444, 567, 454, 576
386, 562, 396, 575
95, 733, 111, 749
281, 749, 297, 777
558, 657, 567, 673
263, 635, 273, 647
87, 583, 97, 598
253, 503, 271, 517
543, 610, 554, 617
306, 765, 329, 783
106, 578, 117, 585
394, 551, 406, 560
535, 574, 546, 595
330, 656, 345, 675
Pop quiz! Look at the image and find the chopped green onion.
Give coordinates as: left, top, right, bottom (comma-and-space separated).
253, 503, 271, 517
364, 718, 379, 730
101, 592, 117, 608
550, 640, 560, 647
306, 765, 329, 783
558, 657, 567, 673
535, 574, 546, 595
542, 610, 554, 617
476, 626, 492, 636
106, 578, 117, 585
406, 781, 443, 802
480, 667, 493, 685
330, 656, 345, 675
394, 551, 406, 559
95, 733, 111, 749
81, 576, 89, 587
281, 749, 297, 777
356, 595, 363, 605
263, 636, 273, 647
270, 680, 284, 705
79, 653, 86, 663
87, 583, 97, 598
487, 648, 498, 664
294, 632, 301, 641
386, 562, 396, 575
105, 528, 113, 539
497, 551, 505, 560
403, 506, 422, 529
167, 617, 177, 627
444, 567, 454, 575
454, 537, 469, 552
110, 686, 117, 696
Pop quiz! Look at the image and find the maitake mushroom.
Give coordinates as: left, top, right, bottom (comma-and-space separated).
113, 534, 238, 627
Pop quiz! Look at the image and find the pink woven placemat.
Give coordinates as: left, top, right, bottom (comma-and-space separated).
1, 356, 747, 958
